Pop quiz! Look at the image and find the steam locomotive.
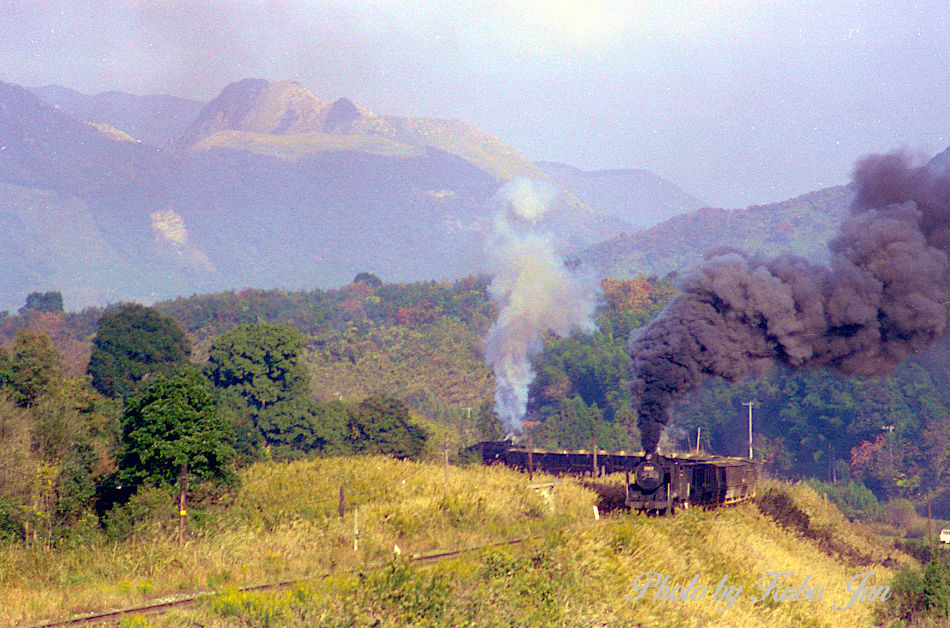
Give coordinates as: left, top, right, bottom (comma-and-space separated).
626, 452, 757, 514
472, 441, 756, 514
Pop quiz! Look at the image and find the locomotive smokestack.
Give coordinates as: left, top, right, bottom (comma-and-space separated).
484, 178, 599, 435
630, 150, 950, 453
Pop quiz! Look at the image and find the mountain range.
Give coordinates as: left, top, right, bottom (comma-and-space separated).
581, 185, 853, 280
0, 77, 874, 311
535, 161, 706, 230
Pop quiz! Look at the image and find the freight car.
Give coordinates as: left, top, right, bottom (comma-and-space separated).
472, 441, 756, 515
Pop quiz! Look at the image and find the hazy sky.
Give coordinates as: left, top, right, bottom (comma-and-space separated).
3, 0, 950, 208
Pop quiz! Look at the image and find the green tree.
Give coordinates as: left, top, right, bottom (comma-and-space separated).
117, 370, 234, 487
87, 304, 191, 400
353, 272, 384, 289
19, 291, 64, 315
525, 276, 674, 447
531, 395, 636, 451
348, 394, 428, 459
205, 323, 309, 410
535, 396, 598, 450
472, 400, 504, 441
922, 557, 950, 618
530, 335, 631, 422
255, 397, 350, 459
0, 346, 10, 388
214, 388, 262, 462
204, 323, 350, 455
8, 330, 61, 407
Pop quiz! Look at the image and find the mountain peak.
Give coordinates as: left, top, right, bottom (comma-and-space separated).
323, 97, 361, 133
171, 78, 329, 148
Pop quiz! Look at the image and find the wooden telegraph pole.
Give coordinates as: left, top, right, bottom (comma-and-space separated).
177, 463, 188, 547
528, 433, 534, 481
339, 482, 346, 521
592, 432, 598, 477
928, 500, 935, 551
443, 433, 449, 491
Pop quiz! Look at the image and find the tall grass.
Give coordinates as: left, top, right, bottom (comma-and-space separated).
0, 458, 917, 627
0, 455, 594, 625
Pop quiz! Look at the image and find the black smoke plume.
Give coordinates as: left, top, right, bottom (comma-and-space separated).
629, 151, 950, 453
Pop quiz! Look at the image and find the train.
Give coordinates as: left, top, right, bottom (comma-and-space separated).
471, 440, 757, 515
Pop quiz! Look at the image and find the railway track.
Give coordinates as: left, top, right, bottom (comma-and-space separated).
27, 444, 755, 626
29, 527, 586, 627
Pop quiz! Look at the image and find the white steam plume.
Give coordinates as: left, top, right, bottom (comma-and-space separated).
484, 178, 600, 434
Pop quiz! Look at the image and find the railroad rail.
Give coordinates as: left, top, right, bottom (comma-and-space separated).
30, 524, 608, 627
31, 444, 756, 626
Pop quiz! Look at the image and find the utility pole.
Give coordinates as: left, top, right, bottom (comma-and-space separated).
831, 444, 837, 484
443, 433, 449, 490
177, 463, 188, 547
882, 424, 894, 472
743, 401, 754, 460
592, 431, 598, 476
464, 406, 473, 444
339, 481, 346, 521
928, 500, 934, 551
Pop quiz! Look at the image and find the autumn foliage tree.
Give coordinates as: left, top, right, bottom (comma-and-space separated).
850, 434, 886, 479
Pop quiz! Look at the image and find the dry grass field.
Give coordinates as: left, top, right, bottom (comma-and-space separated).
0, 456, 918, 627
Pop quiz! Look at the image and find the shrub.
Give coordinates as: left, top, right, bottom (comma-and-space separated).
347, 394, 428, 459
101, 485, 176, 541
370, 558, 452, 623
803, 478, 882, 521
922, 557, 950, 618
884, 498, 920, 530
882, 558, 950, 624
0, 498, 24, 543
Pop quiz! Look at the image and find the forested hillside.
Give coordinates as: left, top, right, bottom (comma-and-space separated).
4, 271, 950, 628
582, 185, 852, 279
3, 273, 950, 525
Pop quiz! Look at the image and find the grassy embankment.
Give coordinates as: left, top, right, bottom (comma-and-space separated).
0, 458, 916, 627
